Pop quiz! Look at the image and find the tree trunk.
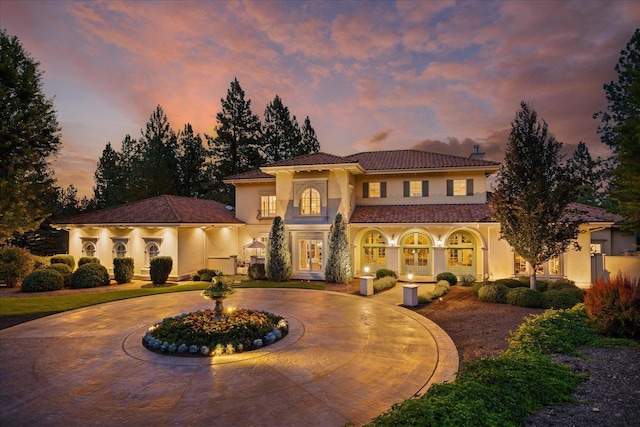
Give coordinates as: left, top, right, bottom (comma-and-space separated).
530, 269, 538, 290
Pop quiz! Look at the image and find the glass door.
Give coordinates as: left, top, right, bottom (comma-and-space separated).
299, 238, 323, 271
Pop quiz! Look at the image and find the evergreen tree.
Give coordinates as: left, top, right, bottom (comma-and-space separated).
595, 29, 640, 232
177, 123, 208, 197
491, 102, 581, 290
0, 30, 61, 242
93, 141, 125, 209
568, 142, 610, 208
263, 95, 301, 163
206, 78, 263, 205
300, 116, 320, 156
325, 213, 353, 284
265, 216, 292, 281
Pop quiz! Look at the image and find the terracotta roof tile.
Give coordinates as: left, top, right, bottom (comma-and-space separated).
568, 203, 624, 223
343, 149, 500, 170
225, 169, 274, 181
350, 204, 494, 223
264, 152, 356, 167
54, 195, 243, 225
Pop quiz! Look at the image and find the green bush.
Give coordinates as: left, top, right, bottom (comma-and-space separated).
70, 263, 110, 288
45, 263, 72, 287
543, 288, 584, 309
0, 246, 35, 288
21, 269, 64, 292
375, 268, 397, 279
535, 279, 550, 292
436, 272, 457, 286
373, 276, 397, 293
78, 256, 100, 267
418, 280, 451, 304
477, 284, 508, 304
494, 278, 528, 288
248, 263, 267, 280
32, 256, 49, 270
199, 269, 223, 282
113, 257, 134, 284
548, 278, 577, 291
506, 287, 545, 308
50, 254, 75, 270
150, 256, 173, 285
460, 274, 476, 286
472, 281, 490, 296
584, 275, 640, 338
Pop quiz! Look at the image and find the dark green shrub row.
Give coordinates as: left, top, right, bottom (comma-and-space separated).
477, 283, 508, 304
506, 287, 545, 308
150, 256, 173, 285
436, 272, 457, 286
70, 263, 110, 288
375, 268, 397, 279
248, 263, 267, 280
45, 263, 72, 287
474, 279, 584, 309
21, 269, 64, 292
114, 257, 134, 284
50, 254, 75, 270
0, 246, 35, 288
78, 256, 100, 267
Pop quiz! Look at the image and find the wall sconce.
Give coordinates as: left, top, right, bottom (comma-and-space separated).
436, 234, 444, 247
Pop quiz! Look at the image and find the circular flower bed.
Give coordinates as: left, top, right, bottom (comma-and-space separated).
142, 308, 288, 357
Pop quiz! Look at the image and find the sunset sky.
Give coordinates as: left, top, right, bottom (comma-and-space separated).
2, 1, 638, 198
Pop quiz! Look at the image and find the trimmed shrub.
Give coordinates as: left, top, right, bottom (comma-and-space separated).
535, 280, 550, 292
78, 256, 100, 267
460, 274, 476, 286
375, 268, 398, 279
494, 278, 528, 288
70, 263, 110, 288
373, 276, 397, 293
548, 278, 577, 291
265, 216, 292, 282
199, 269, 223, 282
477, 284, 508, 304
472, 281, 490, 296
436, 272, 457, 286
584, 275, 640, 338
506, 287, 545, 308
248, 263, 267, 280
0, 246, 35, 288
418, 280, 451, 304
325, 213, 353, 284
45, 263, 72, 287
32, 256, 49, 270
543, 288, 584, 309
150, 256, 173, 285
50, 254, 75, 270
114, 257, 134, 284
21, 269, 64, 292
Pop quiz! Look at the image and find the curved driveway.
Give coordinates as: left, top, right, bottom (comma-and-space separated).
0, 288, 457, 426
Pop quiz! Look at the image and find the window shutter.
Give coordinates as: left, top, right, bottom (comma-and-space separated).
446, 180, 453, 196
422, 180, 429, 197
466, 179, 474, 196
403, 181, 410, 197
363, 182, 369, 198
381, 182, 387, 198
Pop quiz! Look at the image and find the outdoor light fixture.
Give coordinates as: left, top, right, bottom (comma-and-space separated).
364, 266, 370, 274
408, 272, 413, 282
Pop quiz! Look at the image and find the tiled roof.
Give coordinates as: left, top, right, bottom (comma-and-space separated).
53, 195, 243, 225
263, 152, 357, 167
225, 169, 274, 181
350, 204, 494, 223
568, 203, 623, 223
343, 149, 500, 170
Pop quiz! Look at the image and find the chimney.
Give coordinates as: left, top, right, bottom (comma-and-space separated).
469, 144, 485, 160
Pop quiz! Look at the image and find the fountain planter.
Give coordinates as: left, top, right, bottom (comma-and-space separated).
203, 294, 228, 317
201, 276, 236, 317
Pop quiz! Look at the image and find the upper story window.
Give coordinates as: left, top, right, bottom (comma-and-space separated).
301, 188, 321, 215
260, 195, 276, 217
404, 180, 429, 197
447, 179, 474, 196
363, 181, 386, 198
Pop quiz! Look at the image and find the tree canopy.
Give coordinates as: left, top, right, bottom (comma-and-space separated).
595, 29, 640, 233
491, 102, 581, 290
0, 30, 61, 242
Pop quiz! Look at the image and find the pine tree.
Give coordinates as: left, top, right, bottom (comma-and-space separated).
491, 102, 581, 290
595, 29, 640, 232
265, 216, 292, 281
325, 213, 353, 284
568, 142, 610, 208
0, 31, 61, 242
300, 116, 320, 156
177, 123, 208, 198
263, 95, 301, 163
206, 78, 263, 205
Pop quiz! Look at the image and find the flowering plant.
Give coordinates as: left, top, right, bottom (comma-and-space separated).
201, 275, 235, 299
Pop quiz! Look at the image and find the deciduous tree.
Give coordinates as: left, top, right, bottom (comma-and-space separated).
491, 102, 581, 290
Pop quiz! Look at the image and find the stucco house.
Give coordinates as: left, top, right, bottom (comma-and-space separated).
54, 149, 638, 286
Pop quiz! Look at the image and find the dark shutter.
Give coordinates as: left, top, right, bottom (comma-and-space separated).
380, 182, 387, 198
467, 179, 474, 196
446, 179, 453, 196
363, 182, 369, 198
403, 181, 410, 197
422, 180, 429, 197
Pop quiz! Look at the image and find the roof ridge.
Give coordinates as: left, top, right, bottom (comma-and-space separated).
163, 195, 183, 222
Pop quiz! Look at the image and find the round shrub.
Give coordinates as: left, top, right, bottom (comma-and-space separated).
473, 281, 490, 296
507, 287, 545, 308
547, 279, 577, 291
436, 272, 457, 286
50, 254, 75, 270
78, 256, 100, 267
460, 274, 476, 286
543, 288, 584, 309
0, 246, 35, 288
70, 263, 110, 288
46, 263, 72, 287
114, 257, 134, 284
477, 284, 508, 304
535, 279, 550, 292
248, 263, 267, 280
150, 256, 173, 285
375, 268, 397, 279
200, 269, 223, 282
21, 269, 64, 292
494, 278, 528, 288
373, 276, 397, 293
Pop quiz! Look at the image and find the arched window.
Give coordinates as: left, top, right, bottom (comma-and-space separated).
83, 242, 96, 257
401, 231, 431, 276
300, 187, 321, 215
145, 241, 161, 266
114, 242, 127, 258
361, 231, 387, 272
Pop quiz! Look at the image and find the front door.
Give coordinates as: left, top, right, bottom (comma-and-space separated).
299, 238, 323, 272
445, 232, 476, 277
401, 231, 431, 276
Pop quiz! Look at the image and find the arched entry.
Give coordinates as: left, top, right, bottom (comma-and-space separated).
445, 231, 476, 277
361, 230, 387, 272
401, 231, 432, 276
